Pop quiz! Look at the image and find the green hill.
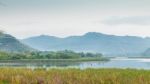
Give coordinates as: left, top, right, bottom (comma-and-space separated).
0, 32, 33, 52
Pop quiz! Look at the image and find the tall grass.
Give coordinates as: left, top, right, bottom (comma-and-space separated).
0, 68, 149, 84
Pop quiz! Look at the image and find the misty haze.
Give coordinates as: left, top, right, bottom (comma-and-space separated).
0, 0, 150, 84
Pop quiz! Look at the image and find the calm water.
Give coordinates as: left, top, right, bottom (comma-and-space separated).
1, 58, 150, 69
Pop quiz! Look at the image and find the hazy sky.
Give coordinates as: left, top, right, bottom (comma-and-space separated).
0, 0, 150, 38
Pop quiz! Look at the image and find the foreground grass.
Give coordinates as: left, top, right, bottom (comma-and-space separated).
0, 68, 149, 84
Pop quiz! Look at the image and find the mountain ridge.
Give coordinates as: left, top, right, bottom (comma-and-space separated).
22, 32, 150, 56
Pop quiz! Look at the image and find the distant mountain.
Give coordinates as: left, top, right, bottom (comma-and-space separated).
22, 32, 150, 56
0, 33, 33, 52
143, 48, 150, 56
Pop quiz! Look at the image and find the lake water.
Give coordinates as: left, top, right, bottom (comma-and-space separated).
1, 58, 150, 69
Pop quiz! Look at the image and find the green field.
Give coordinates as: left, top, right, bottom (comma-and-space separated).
0, 68, 149, 84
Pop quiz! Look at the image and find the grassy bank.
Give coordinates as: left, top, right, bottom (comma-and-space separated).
0, 68, 149, 84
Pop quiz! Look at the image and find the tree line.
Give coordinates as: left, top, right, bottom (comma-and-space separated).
0, 50, 103, 60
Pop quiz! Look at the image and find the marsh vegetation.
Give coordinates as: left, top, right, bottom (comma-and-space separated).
0, 68, 149, 84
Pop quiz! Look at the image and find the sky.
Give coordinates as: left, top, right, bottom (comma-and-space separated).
0, 0, 150, 39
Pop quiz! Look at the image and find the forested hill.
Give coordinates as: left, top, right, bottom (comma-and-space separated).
22, 32, 150, 56
0, 32, 33, 52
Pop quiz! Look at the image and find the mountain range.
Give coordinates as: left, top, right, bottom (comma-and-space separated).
22, 32, 150, 56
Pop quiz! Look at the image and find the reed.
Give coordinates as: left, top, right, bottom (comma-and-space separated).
0, 68, 149, 84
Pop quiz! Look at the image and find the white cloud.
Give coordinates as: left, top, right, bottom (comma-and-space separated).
1, 0, 150, 38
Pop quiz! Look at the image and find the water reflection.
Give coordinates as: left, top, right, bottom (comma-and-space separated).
0, 58, 150, 69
